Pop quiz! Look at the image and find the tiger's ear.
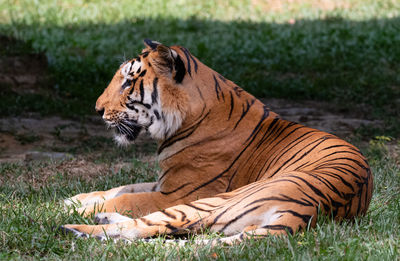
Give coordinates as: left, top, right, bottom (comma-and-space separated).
143, 39, 161, 50
149, 43, 186, 84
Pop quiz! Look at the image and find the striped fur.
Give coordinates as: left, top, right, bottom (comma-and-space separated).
62, 40, 373, 244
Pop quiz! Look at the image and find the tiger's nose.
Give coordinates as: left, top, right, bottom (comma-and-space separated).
96, 107, 105, 117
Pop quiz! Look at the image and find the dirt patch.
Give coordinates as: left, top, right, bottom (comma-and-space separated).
261, 98, 380, 137
0, 35, 51, 94
0, 115, 154, 162
0, 116, 108, 162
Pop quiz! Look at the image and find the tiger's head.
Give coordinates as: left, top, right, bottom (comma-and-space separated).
96, 40, 205, 145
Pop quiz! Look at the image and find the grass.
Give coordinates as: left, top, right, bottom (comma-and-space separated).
0, 138, 399, 259
0, 0, 399, 137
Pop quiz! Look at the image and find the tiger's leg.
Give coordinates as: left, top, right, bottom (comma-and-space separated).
61, 195, 225, 240
61, 177, 318, 241
62, 170, 361, 242
64, 182, 158, 208
61, 191, 234, 239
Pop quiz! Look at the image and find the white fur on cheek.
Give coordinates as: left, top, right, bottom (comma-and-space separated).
148, 108, 184, 140
121, 62, 131, 77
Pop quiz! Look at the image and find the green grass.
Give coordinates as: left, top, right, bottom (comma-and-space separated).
0, 139, 399, 260
0, 0, 399, 137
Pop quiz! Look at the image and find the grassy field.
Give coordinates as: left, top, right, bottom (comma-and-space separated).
0, 0, 399, 260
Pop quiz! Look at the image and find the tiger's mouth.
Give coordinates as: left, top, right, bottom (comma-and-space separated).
113, 120, 143, 144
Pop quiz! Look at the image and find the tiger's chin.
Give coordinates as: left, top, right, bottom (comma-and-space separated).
113, 134, 133, 146
113, 129, 143, 146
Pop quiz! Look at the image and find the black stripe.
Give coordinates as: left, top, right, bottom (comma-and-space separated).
186, 203, 213, 212
165, 223, 179, 233
173, 55, 186, 83
128, 100, 151, 109
160, 182, 191, 195
139, 79, 144, 103
262, 225, 293, 235
221, 205, 261, 232
158, 167, 175, 183
138, 69, 147, 77
195, 201, 221, 209
313, 169, 355, 191
294, 150, 359, 171
213, 75, 224, 101
228, 91, 234, 120
276, 210, 312, 224
290, 176, 330, 206
154, 110, 160, 120
307, 172, 346, 199
226, 169, 239, 192
255, 117, 281, 149
128, 62, 133, 72
139, 217, 158, 226
175, 210, 187, 222
136, 66, 141, 74
232, 85, 243, 97
246, 105, 270, 142
160, 209, 177, 219
244, 195, 314, 208
126, 103, 138, 112
218, 74, 227, 82
180, 47, 192, 77
233, 98, 255, 129
187, 51, 198, 73
264, 178, 302, 188
128, 78, 138, 95
151, 77, 158, 104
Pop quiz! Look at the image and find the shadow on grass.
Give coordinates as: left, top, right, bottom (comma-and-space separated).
1, 17, 399, 137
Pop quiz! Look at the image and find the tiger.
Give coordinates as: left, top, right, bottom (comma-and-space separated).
61, 39, 373, 244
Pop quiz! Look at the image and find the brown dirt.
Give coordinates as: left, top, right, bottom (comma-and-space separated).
0, 35, 51, 94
